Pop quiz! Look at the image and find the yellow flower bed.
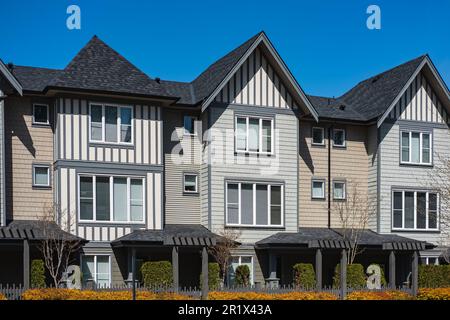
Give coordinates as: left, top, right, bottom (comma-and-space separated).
417, 288, 450, 300
346, 291, 412, 300
208, 291, 337, 300
0, 293, 6, 301
21, 289, 192, 300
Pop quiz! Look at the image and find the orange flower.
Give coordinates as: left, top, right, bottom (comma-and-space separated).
417, 288, 450, 300
346, 291, 412, 300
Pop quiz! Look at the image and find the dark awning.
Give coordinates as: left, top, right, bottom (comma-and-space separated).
0, 220, 86, 243
111, 224, 221, 247
255, 227, 433, 251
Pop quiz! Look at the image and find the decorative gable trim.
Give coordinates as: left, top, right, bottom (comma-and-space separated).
0, 60, 23, 96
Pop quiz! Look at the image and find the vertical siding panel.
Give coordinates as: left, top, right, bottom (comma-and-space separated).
69, 169, 76, 234
120, 149, 127, 163
59, 99, 65, 159
261, 55, 267, 106
421, 76, 427, 122
230, 75, 236, 104
81, 100, 88, 160
60, 168, 68, 231
128, 149, 135, 163
112, 148, 119, 162
150, 106, 156, 165
242, 59, 248, 105
274, 74, 280, 108
268, 65, 274, 107
89, 147, 96, 161
157, 107, 162, 165
143, 106, 149, 164
147, 173, 154, 229
235, 66, 242, 104
65, 98, 72, 159
154, 172, 162, 229
135, 105, 142, 164
248, 52, 254, 105
255, 49, 261, 106
72, 100, 80, 160
110, 227, 116, 241
97, 147, 104, 162
105, 148, 111, 162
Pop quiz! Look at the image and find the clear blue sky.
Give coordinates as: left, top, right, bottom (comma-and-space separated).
1, 0, 449, 97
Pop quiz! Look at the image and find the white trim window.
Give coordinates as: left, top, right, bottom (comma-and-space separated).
392, 190, 439, 231
332, 129, 346, 147
226, 182, 283, 227
81, 255, 111, 288
183, 116, 197, 136
183, 173, 198, 193
32, 104, 49, 125
420, 257, 439, 265
333, 181, 346, 200
79, 175, 145, 223
32, 164, 50, 187
312, 127, 325, 146
228, 256, 254, 286
312, 179, 325, 199
89, 103, 133, 144
400, 131, 432, 165
235, 116, 274, 155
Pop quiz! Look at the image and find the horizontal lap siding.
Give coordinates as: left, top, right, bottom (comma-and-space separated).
5, 97, 54, 221
200, 111, 210, 227
367, 124, 379, 231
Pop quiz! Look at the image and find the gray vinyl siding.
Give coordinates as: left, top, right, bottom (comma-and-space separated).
208, 102, 298, 244
0, 91, 4, 226
367, 124, 379, 231
379, 122, 450, 244
163, 109, 201, 224
200, 110, 210, 228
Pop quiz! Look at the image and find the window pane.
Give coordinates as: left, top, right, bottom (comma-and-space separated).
429, 193, 437, 229
411, 133, 420, 163
333, 130, 345, 146
130, 179, 143, 221
241, 184, 253, 225
401, 132, 410, 162
34, 167, 49, 186
393, 192, 402, 210
236, 118, 247, 150
82, 256, 95, 283
312, 181, 324, 198
91, 105, 103, 141
120, 108, 132, 142
422, 134, 430, 163
105, 106, 118, 142
255, 185, 268, 225
184, 175, 197, 192
184, 116, 195, 135
121, 125, 132, 143
96, 256, 110, 287
312, 128, 324, 145
270, 186, 282, 225
96, 177, 110, 221
334, 182, 345, 199
80, 177, 93, 220
121, 108, 132, 125
113, 178, 127, 221
417, 192, 426, 229
248, 119, 259, 152
405, 192, 414, 228
227, 184, 239, 224
393, 210, 403, 228
34, 105, 48, 123
261, 120, 272, 153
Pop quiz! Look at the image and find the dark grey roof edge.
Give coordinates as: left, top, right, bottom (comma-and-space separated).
0, 59, 23, 95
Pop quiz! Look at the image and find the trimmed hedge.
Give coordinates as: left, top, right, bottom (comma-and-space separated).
200, 263, 221, 290
140, 261, 173, 287
293, 263, 316, 288
419, 265, 450, 288
31, 259, 46, 288
333, 264, 366, 288
235, 265, 250, 286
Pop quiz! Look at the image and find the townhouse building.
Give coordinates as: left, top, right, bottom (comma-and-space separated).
0, 32, 448, 288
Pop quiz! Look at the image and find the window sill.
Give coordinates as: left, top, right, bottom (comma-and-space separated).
32, 123, 51, 128
89, 142, 135, 149
332, 145, 347, 149
183, 191, 199, 196
311, 143, 326, 148
391, 229, 440, 234
78, 221, 146, 225
225, 225, 285, 230
234, 152, 275, 158
311, 197, 326, 201
399, 162, 433, 168
32, 185, 51, 190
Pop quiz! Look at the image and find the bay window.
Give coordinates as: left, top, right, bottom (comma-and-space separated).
90, 103, 133, 144
400, 131, 432, 165
226, 182, 283, 227
79, 175, 144, 223
392, 190, 438, 231
235, 116, 273, 154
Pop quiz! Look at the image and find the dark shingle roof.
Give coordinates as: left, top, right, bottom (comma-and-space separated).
12, 66, 62, 92
307, 95, 367, 121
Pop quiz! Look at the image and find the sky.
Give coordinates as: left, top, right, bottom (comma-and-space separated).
1, 0, 449, 98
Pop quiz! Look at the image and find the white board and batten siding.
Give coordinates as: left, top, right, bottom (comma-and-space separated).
58, 167, 163, 242
57, 98, 162, 165
214, 47, 299, 110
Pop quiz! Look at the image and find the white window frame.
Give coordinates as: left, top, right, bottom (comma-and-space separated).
228, 255, 254, 286
332, 128, 346, 147
391, 189, 439, 231
32, 164, 50, 187
81, 254, 111, 288
183, 115, 197, 136
312, 179, 325, 199
183, 173, 198, 193
312, 127, 325, 146
400, 130, 432, 165
333, 181, 346, 200
421, 257, 439, 265
89, 103, 134, 145
32, 103, 50, 125
225, 181, 284, 228
78, 174, 145, 224
235, 115, 274, 155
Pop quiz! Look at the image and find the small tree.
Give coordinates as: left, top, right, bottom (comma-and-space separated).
235, 265, 250, 286
36, 202, 83, 288
30, 259, 46, 288
333, 181, 376, 264
208, 228, 241, 286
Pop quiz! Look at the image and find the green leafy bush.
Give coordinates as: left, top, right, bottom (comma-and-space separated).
235, 265, 250, 286
200, 263, 221, 290
293, 263, 316, 288
333, 264, 366, 288
31, 259, 46, 288
140, 261, 173, 287
419, 265, 450, 288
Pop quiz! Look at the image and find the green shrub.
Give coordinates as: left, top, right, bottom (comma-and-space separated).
200, 263, 221, 290
419, 265, 450, 288
333, 264, 366, 288
293, 263, 316, 288
235, 265, 250, 286
31, 259, 46, 288
140, 261, 173, 287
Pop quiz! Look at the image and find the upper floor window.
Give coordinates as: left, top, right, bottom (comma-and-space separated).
33, 104, 49, 125
312, 127, 325, 146
400, 131, 432, 165
333, 129, 346, 147
32, 164, 50, 187
235, 116, 273, 155
392, 190, 438, 231
312, 179, 325, 199
226, 181, 283, 227
90, 104, 133, 144
79, 175, 144, 223
183, 173, 198, 193
333, 181, 346, 200
183, 116, 196, 136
